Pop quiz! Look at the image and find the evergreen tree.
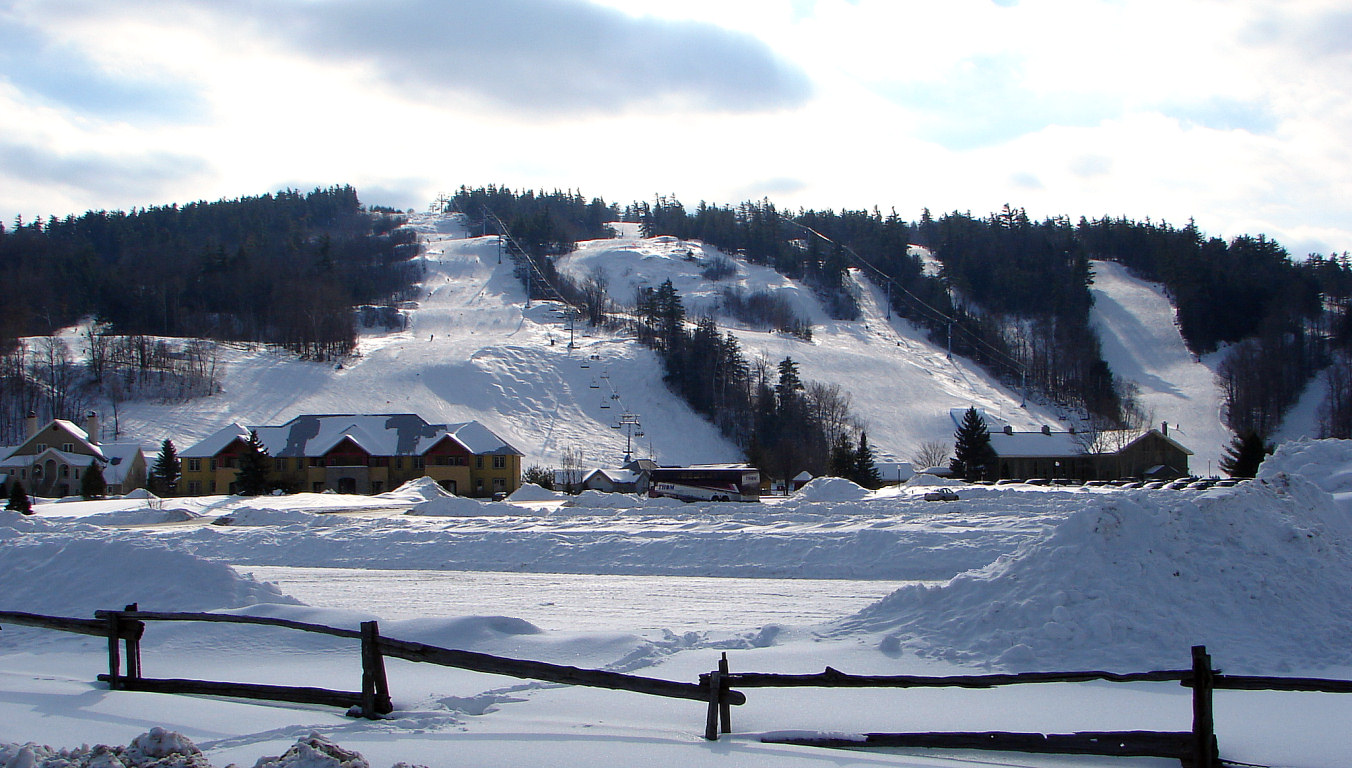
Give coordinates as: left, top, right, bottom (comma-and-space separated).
828, 433, 855, 478
852, 431, 883, 489
1218, 431, 1273, 478
951, 407, 996, 481
235, 430, 273, 496
80, 462, 106, 500
6, 479, 31, 514
150, 438, 181, 496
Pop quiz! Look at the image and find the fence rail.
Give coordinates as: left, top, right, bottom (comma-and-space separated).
4, 608, 1351, 768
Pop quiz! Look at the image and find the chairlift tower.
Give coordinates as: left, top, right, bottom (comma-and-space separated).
616, 412, 642, 463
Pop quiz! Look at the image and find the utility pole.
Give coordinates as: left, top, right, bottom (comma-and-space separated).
617, 412, 642, 463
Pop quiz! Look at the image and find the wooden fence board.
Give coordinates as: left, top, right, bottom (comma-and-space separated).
725, 666, 1189, 689
764, 730, 1193, 759
95, 675, 364, 710
1212, 675, 1352, 694
375, 635, 743, 704
97, 610, 363, 640
0, 611, 139, 639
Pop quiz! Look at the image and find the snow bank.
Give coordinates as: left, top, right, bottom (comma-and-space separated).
790, 477, 869, 502
1261, 437, 1352, 496
903, 473, 964, 487
405, 495, 493, 517
842, 472, 1352, 673
76, 507, 200, 526
212, 507, 332, 527
0, 536, 298, 616
120, 488, 160, 501
560, 490, 647, 509
506, 483, 563, 502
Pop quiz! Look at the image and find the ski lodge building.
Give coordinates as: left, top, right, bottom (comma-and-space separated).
180, 413, 522, 497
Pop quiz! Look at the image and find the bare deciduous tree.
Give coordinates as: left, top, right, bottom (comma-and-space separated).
912, 440, 951, 471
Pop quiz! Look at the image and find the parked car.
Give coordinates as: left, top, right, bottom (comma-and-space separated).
923, 488, 960, 502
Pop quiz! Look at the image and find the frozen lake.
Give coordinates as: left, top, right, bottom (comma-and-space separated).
241, 565, 918, 633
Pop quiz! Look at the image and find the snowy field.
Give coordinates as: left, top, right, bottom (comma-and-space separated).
4, 441, 1352, 768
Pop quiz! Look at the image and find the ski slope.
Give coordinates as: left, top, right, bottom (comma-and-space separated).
1088, 260, 1230, 474
111, 213, 1233, 476
558, 229, 1065, 467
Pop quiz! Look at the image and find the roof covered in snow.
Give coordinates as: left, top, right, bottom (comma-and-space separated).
181, 414, 520, 458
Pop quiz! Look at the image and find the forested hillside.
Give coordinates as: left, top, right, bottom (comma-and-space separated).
0, 186, 420, 442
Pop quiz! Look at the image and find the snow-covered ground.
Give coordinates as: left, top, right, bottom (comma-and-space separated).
4, 440, 1352, 768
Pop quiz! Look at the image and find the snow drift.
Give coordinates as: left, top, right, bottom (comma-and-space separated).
841, 472, 1352, 673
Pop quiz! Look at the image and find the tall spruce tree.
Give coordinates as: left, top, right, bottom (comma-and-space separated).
951, 407, 996, 481
235, 430, 273, 496
150, 439, 181, 496
80, 462, 106, 500
1218, 430, 1273, 478
852, 430, 883, 489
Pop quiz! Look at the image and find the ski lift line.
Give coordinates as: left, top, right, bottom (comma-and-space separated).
780, 214, 1027, 378
481, 206, 578, 311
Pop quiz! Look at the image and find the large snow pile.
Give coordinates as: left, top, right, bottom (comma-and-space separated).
76, 507, 200, 526
1260, 437, 1352, 497
505, 483, 563, 502
560, 490, 647, 509
792, 477, 869, 502
0, 534, 298, 616
380, 477, 454, 503
212, 507, 334, 527
841, 472, 1352, 673
405, 495, 494, 517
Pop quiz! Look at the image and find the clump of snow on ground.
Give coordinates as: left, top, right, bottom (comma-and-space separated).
791, 477, 869, 502
405, 495, 493, 517
0, 730, 421, 768
560, 490, 647, 509
505, 483, 562, 502
379, 477, 453, 503
75, 507, 201, 526
842, 471, 1352, 672
0, 536, 297, 616
120, 488, 160, 501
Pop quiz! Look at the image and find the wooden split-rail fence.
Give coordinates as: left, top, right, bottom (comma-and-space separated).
4, 607, 1351, 768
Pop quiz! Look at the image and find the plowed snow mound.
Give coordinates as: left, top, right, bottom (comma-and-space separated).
406, 495, 493, 516
383, 476, 455, 502
0, 537, 298, 616
1261, 437, 1352, 496
792, 477, 868, 502
507, 483, 564, 501
840, 472, 1352, 673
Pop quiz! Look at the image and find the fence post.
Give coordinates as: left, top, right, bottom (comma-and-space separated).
104, 610, 121, 690
704, 667, 722, 741
123, 603, 142, 681
719, 653, 732, 735
1191, 645, 1219, 768
360, 621, 392, 717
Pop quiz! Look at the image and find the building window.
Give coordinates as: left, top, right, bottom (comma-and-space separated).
475, 456, 484, 469
210, 458, 217, 471
187, 481, 201, 495
60, 465, 69, 478
188, 458, 201, 472
394, 457, 403, 469
36, 443, 47, 452
413, 457, 425, 469
32, 465, 42, 479
62, 443, 73, 452
493, 455, 506, 469
492, 478, 505, 491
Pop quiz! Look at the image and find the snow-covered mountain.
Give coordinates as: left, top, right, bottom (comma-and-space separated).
113, 211, 1233, 472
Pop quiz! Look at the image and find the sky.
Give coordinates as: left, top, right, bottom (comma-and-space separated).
1, 0, 1348, 257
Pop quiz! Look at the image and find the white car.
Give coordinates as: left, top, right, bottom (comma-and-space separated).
923, 488, 960, 502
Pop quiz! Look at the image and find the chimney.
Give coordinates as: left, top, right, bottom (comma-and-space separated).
1041, 424, 1050, 435
1161, 421, 1168, 435
25, 411, 38, 438
1003, 425, 1013, 435
85, 411, 99, 445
